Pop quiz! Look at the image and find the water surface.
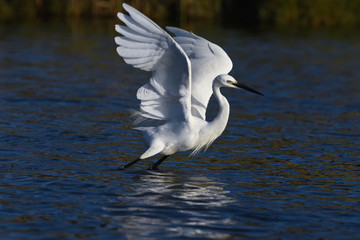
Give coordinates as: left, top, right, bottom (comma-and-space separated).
0, 21, 359, 239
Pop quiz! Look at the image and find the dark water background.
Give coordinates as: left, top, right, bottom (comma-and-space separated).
1, 20, 359, 239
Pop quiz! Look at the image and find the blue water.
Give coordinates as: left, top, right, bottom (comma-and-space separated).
1, 21, 360, 239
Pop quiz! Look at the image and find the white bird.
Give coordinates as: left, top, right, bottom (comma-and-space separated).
115, 3, 263, 170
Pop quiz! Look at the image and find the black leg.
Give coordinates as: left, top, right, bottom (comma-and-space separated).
148, 155, 169, 170
119, 158, 141, 170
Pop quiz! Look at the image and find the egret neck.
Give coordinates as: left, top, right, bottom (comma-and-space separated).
205, 82, 230, 142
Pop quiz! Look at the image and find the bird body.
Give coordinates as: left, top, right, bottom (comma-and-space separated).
134, 75, 236, 160
115, 4, 263, 169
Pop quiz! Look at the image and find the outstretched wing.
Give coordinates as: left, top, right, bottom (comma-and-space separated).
166, 27, 233, 120
115, 4, 191, 122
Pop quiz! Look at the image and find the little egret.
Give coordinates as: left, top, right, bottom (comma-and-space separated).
115, 3, 263, 170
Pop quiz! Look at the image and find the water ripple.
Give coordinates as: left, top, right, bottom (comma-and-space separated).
1, 21, 360, 239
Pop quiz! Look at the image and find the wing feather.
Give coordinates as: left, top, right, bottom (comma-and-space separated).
115, 25, 159, 44
115, 4, 191, 122
116, 46, 162, 59
117, 13, 160, 39
166, 26, 233, 120
115, 37, 159, 49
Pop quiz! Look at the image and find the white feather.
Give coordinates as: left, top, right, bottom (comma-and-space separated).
115, 4, 191, 121
166, 26, 233, 120
115, 4, 262, 168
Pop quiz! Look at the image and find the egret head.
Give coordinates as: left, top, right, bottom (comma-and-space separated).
215, 74, 263, 96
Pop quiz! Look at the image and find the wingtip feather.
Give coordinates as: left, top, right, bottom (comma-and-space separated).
115, 24, 121, 32
122, 3, 131, 11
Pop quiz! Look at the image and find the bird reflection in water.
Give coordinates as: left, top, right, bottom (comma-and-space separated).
103, 171, 235, 238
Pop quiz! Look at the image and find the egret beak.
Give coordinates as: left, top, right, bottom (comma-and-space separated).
234, 82, 264, 96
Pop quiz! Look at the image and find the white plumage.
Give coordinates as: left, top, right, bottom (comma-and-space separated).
115, 3, 263, 170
